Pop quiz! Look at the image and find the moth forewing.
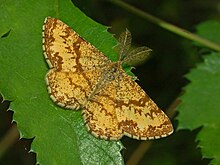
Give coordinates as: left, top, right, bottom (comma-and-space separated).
122, 46, 152, 66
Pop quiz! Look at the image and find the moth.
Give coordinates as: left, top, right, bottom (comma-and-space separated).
42, 17, 173, 140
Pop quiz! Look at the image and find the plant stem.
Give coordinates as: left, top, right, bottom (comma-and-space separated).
109, 0, 220, 52
0, 124, 19, 158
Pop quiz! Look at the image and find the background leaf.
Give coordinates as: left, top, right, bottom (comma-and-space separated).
176, 21, 220, 164
0, 0, 123, 164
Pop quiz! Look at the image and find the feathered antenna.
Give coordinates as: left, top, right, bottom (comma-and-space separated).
118, 29, 131, 61
122, 46, 152, 66
118, 29, 152, 66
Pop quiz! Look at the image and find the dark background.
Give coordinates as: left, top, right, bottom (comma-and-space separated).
1, 0, 219, 164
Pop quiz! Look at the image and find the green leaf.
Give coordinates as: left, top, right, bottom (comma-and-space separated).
196, 20, 220, 44
0, 0, 123, 164
176, 21, 220, 164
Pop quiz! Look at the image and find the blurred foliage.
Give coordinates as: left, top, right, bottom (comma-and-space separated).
1, 0, 220, 164
177, 21, 220, 164
177, 51, 220, 164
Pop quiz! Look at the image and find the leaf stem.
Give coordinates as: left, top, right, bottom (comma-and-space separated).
109, 0, 220, 52
0, 124, 19, 158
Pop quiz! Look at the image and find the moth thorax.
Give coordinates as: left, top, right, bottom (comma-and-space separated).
103, 66, 117, 81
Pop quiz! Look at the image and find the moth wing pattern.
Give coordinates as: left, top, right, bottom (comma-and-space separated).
43, 17, 110, 109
